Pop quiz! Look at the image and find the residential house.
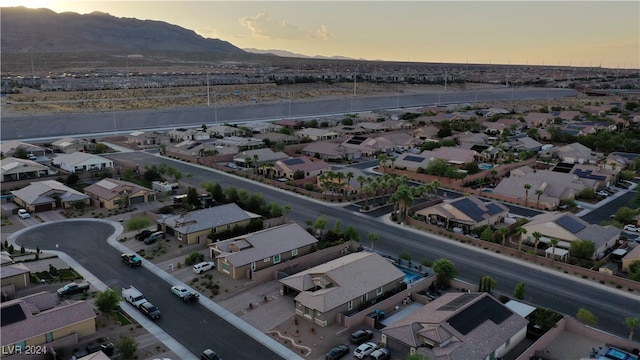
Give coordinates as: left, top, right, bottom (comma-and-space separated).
621, 245, 640, 273
156, 203, 255, 245
301, 142, 362, 161
381, 292, 528, 360
294, 128, 339, 141
207, 125, 240, 138
376, 132, 421, 152
554, 142, 601, 164
340, 136, 395, 156
273, 157, 330, 180
317, 168, 368, 195
210, 223, 318, 280
357, 121, 390, 133
84, 178, 156, 210
279, 252, 405, 327
253, 132, 299, 146
570, 164, 617, 187
456, 132, 489, 146
165, 139, 220, 158
605, 152, 640, 170
415, 196, 508, 233
494, 167, 597, 210
247, 122, 282, 134
0, 140, 46, 158
1, 292, 96, 354
393, 152, 433, 172
1, 157, 50, 183
52, 152, 114, 173
521, 212, 620, 260
11, 180, 90, 212
413, 126, 439, 140
124, 131, 157, 147
167, 128, 209, 142
274, 119, 303, 130
51, 137, 91, 153
1, 251, 30, 291
213, 136, 264, 151
233, 148, 289, 169
523, 112, 552, 127
557, 110, 583, 122
503, 135, 543, 153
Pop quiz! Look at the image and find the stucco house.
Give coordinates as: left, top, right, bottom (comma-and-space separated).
0, 140, 46, 158
554, 142, 601, 164
1, 157, 50, 183
1, 292, 96, 355
621, 245, 640, 273
210, 223, 318, 280
381, 292, 528, 360
279, 252, 405, 327
294, 128, 339, 141
11, 180, 90, 212
84, 178, 156, 210
521, 212, 620, 260
301, 142, 362, 161
51, 137, 92, 154
1, 251, 30, 291
156, 203, 255, 245
51, 152, 114, 173
273, 157, 330, 180
415, 196, 508, 233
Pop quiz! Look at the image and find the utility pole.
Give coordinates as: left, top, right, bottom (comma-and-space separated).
207, 73, 210, 107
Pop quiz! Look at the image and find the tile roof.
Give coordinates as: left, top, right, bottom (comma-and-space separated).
213, 223, 318, 267
84, 178, 152, 201
279, 252, 404, 313
0, 157, 49, 174
416, 196, 507, 224
11, 180, 89, 205
523, 212, 620, 249
52, 152, 112, 168
158, 203, 253, 235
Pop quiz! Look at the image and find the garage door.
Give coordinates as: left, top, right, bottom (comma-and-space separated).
35, 203, 53, 212
129, 196, 144, 204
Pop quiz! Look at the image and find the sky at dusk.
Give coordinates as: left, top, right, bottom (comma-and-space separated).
3, 1, 639, 68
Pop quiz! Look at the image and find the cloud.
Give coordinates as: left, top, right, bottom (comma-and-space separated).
197, 27, 221, 39
239, 13, 332, 41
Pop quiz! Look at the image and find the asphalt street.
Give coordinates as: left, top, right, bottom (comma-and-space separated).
13, 221, 284, 360
106, 151, 640, 339
1, 87, 577, 141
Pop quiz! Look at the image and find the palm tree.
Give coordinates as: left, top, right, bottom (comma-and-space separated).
523, 183, 532, 206
253, 154, 259, 174
335, 172, 346, 198
346, 171, 354, 196
378, 153, 389, 170
516, 226, 527, 252
549, 238, 559, 261
396, 185, 414, 221
243, 156, 252, 170
535, 189, 543, 208
362, 185, 373, 209
625, 317, 638, 341
367, 232, 379, 250
532, 231, 542, 253
356, 175, 367, 196
431, 179, 441, 197
498, 228, 509, 247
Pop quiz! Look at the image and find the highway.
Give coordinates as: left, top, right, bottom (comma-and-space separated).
1, 87, 577, 141
104, 152, 639, 339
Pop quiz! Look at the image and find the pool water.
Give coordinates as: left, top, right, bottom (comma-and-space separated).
479, 163, 494, 170
402, 269, 423, 283
481, 188, 493, 193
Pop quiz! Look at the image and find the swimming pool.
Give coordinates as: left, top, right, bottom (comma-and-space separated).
402, 268, 424, 284
479, 163, 494, 170
481, 188, 493, 193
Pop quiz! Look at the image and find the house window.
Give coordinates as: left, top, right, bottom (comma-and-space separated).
226, 224, 231, 230
264, 257, 270, 263
221, 262, 231, 273
251, 262, 256, 271
361, 293, 368, 302
46, 332, 53, 343
505, 338, 510, 347
291, 248, 298, 257
304, 307, 313, 319
348, 300, 353, 311
273, 254, 281, 264
377, 287, 383, 296
489, 351, 496, 360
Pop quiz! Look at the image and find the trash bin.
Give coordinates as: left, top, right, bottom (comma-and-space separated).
101, 342, 114, 356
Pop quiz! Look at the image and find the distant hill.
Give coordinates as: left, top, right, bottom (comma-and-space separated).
243, 48, 356, 61
0, 7, 245, 54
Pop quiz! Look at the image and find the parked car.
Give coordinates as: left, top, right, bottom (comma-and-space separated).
350, 329, 374, 344
144, 231, 164, 245
171, 285, 200, 303
17, 209, 30, 219
193, 261, 216, 274
368, 348, 390, 360
354, 342, 377, 359
200, 349, 220, 360
140, 302, 161, 320
135, 230, 153, 241
325, 344, 349, 360
596, 191, 609, 197
624, 224, 640, 232
121, 253, 142, 267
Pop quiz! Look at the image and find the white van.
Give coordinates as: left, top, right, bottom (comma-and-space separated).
193, 261, 216, 274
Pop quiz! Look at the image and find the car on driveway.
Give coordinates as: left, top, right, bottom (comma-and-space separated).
369, 348, 390, 360
17, 209, 30, 219
350, 329, 374, 344
596, 191, 610, 197
140, 301, 161, 320
624, 224, 640, 232
193, 261, 216, 274
354, 342, 377, 359
325, 344, 349, 360
135, 230, 153, 241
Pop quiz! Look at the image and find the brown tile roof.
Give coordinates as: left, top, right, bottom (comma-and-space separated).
84, 178, 152, 201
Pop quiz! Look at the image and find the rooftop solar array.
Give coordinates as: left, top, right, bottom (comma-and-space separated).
437, 293, 479, 312
346, 136, 367, 145
451, 198, 487, 222
282, 158, 304, 166
556, 215, 586, 234
611, 152, 639, 161
573, 169, 607, 181
448, 296, 513, 335
186, 142, 202, 150
1, 304, 26, 326
404, 155, 426, 163
485, 202, 505, 215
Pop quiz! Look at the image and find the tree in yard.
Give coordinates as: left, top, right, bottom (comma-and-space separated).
126, 216, 153, 233
367, 232, 379, 250
498, 227, 509, 247
614, 207, 638, 224
576, 308, 598, 326
115, 335, 138, 359
569, 239, 595, 260
478, 275, 497, 293
523, 183, 532, 206
94, 288, 121, 314
625, 317, 638, 341
480, 227, 495, 243
513, 281, 526, 300
313, 214, 328, 237
532, 231, 542, 253
535, 189, 543, 208
407, 354, 431, 360
378, 153, 389, 170
516, 226, 527, 252
549, 238, 559, 261
187, 187, 200, 208
344, 226, 361, 242
66, 173, 80, 185
432, 258, 458, 289
345, 171, 354, 195
283, 205, 291, 222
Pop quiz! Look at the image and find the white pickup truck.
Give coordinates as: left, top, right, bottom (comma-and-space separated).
121, 285, 147, 308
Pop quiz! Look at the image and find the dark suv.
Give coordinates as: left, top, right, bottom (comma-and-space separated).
135, 230, 153, 241
140, 302, 161, 320
201, 349, 220, 360
350, 329, 374, 344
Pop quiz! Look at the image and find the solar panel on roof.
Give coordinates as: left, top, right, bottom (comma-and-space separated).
437, 293, 479, 312
404, 155, 425, 163
448, 295, 513, 335
485, 202, 504, 215
1, 304, 27, 326
556, 215, 586, 234
451, 198, 486, 222
282, 158, 304, 166
573, 169, 607, 181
